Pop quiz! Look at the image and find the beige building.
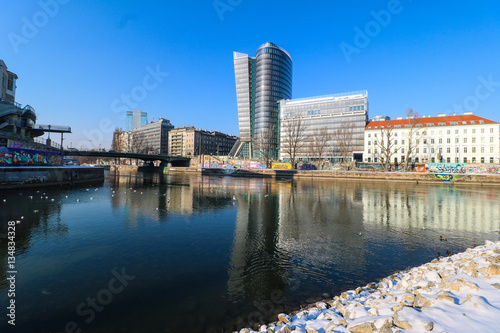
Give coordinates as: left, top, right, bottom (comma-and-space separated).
0, 60, 17, 102
168, 126, 237, 156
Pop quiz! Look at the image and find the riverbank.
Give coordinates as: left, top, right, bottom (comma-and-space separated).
236, 240, 500, 333
0, 166, 104, 189
164, 167, 500, 185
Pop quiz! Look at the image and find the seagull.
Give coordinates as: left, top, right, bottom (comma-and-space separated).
90, 197, 93, 200
358, 232, 363, 236
51, 199, 55, 201
264, 194, 269, 197
76, 199, 80, 202
29, 196, 33, 199
34, 210, 39, 213
65, 195, 68, 198
2, 199, 6, 203
421, 226, 426, 230
86, 189, 89, 191
20, 216, 24, 219
440, 236, 447, 241
232, 195, 237, 201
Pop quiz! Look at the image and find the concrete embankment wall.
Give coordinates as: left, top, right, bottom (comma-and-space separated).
0, 166, 104, 189
166, 167, 500, 185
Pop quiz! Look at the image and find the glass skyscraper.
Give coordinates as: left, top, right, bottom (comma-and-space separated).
233, 42, 292, 158
125, 109, 148, 132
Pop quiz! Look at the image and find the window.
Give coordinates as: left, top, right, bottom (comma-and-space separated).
423, 139, 427, 144
447, 130, 450, 134
490, 128, 494, 133
416, 148, 419, 153
491, 157, 495, 163
455, 138, 459, 143
481, 147, 485, 153
463, 138, 467, 143
431, 139, 435, 144
447, 138, 451, 144
464, 147, 467, 153
431, 148, 435, 154
395, 140, 398, 145
368, 148, 371, 154
481, 128, 485, 134
463, 157, 468, 163
472, 137, 476, 143
472, 157, 476, 163
472, 129, 476, 134
481, 157, 485, 163
368, 141, 371, 145
401, 148, 405, 153
481, 137, 485, 143
368, 134, 371, 138
455, 157, 459, 163
472, 147, 476, 153
456, 147, 459, 153
490, 137, 494, 143
447, 147, 451, 153
439, 138, 442, 144
455, 129, 459, 134
423, 148, 427, 154
491, 147, 494, 153
464, 129, 467, 134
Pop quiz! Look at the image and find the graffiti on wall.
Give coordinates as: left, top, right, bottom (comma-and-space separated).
429, 163, 500, 175
0, 147, 63, 166
272, 163, 292, 170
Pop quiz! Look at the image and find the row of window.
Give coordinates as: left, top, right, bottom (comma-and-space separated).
348, 105, 365, 111
366, 156, 496, 164
367, 127, 495, 137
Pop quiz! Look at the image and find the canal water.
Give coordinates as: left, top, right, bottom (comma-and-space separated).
1, 172, 499, 332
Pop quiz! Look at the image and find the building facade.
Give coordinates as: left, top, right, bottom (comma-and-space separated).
364, 113, 500, 164
123, 118, 174, 154
279, 91, 368, 162
126, 109, 148, 132
168, 126, 238, 157
0, 60, 17, 102
233, 42, 292, 158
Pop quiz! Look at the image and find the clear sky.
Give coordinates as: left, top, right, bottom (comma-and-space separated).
2, 0, 499, 150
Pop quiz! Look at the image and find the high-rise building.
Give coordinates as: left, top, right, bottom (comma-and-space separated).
126, 109, 148, 132
279, 91, 369, 162
232, 42, 292, 158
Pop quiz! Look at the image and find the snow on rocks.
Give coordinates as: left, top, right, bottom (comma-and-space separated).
235, 240, 500, 333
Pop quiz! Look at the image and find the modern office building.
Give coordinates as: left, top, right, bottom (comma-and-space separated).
232, 42, 292, 158
126, 109, 148, 132
364, 113, 499, 164
279, 91, 369, 162
125, 118, 174, 154
0, 60, 17, 102
168, 126, 238, 157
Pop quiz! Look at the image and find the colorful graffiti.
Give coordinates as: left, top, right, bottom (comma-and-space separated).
429, 163, 500, 175
272, 163, 292, 170
0, 147, 63, 166
428, 163, 466, 174
433, 174, 466, 182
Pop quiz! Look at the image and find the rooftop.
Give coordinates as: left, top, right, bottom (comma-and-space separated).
365, 114, 498, 130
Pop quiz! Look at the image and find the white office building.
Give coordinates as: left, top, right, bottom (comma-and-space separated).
364, 113, 499, 164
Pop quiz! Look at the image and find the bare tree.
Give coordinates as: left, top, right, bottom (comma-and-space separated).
309, 126, 331, 167
403, 108, 420, 171
253, 124, 276, 168
111, 128, 125, 152
130, 131, 150, 153
374, 122, 400, 171
281, 118, 308, 168
332, 120, 355, 163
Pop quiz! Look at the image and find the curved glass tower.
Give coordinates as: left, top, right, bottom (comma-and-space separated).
233, 42, 292, 158
255, 42, 292, 139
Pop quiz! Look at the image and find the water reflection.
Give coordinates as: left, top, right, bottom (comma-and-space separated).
0, 174, 498, 332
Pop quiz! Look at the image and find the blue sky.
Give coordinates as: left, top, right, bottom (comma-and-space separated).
2, 0, 500, 149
